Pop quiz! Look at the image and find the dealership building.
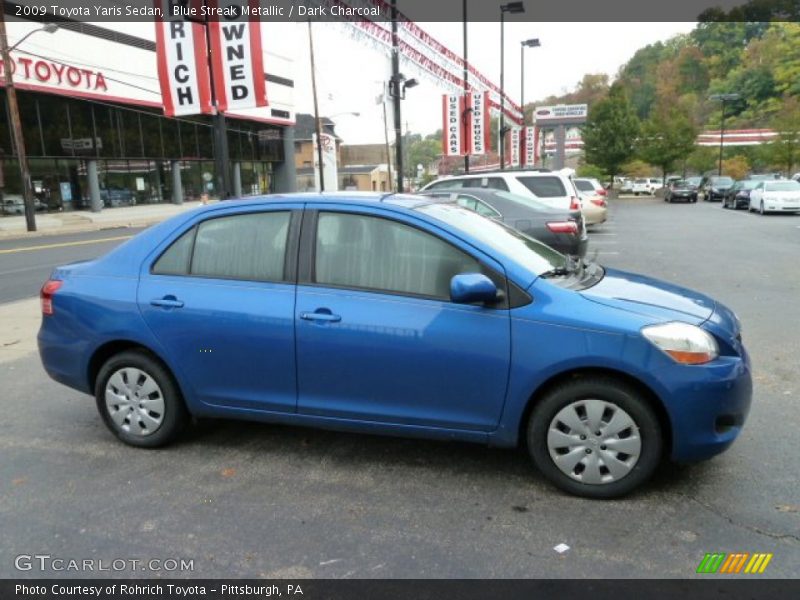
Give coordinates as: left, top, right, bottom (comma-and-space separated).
1, 11, 297, 211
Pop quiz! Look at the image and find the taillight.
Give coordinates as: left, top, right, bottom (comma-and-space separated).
40, 280, 63, 316
546, 221, 579, 234
569, 196, 580, 210
590, 198, 606, 207
597, 189, 608, 196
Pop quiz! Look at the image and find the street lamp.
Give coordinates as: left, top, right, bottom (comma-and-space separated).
520, 38, 540, 119
520, 38, 540, 166
709, 93, 740, 176
499, 2, 525, 170
0, 21, 58, 231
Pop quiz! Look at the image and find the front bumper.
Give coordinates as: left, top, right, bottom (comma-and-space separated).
656, 348, 752, 462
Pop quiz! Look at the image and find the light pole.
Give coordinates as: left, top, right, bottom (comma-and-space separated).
520, 38, 540, 167
0, 20, 58, 232
499, 2, 525, 170
520, 38, 540, 120
307, 22, 326, 191
710, 93, 740, 176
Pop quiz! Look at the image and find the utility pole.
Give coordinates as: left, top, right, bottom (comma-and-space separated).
463, 0, 469, 174
391, 0, 403, 192
308, 22, 325, 191
710, 93, 740, 177
499, 10, 506, 170
0, 12, 36, 231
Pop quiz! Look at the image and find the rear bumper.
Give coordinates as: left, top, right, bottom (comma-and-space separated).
38, 322, 92, 394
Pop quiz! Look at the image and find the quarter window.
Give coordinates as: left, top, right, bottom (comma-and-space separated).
314, 212, 481, 300
152, 226, 196, 275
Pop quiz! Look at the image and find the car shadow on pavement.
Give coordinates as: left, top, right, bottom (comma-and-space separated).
178, 417, 707, 498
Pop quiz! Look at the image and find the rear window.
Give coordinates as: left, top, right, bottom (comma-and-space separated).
765, 181, 800, 192
573, 180, 595, 192
516, 176, 567, 198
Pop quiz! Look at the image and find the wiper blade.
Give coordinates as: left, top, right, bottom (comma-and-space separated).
540, 266, 572, 278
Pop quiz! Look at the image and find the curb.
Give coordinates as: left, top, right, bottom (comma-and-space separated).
0, 219, 164, 241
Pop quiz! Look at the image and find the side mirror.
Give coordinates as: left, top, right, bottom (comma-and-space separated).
450, 273, 499, 305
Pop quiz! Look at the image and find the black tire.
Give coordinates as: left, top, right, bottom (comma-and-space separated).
526, 376, 663, 499
95, 350, 188, 448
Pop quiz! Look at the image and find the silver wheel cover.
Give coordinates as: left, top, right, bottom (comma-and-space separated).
547, 399, 641, 485
105, 367, 165, 437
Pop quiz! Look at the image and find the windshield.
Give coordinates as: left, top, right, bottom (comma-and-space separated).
416, 202, 566, 276
740, 180, 759, 189
765, 181, 800, 192
573, 179, 595, 192
686, 177, 702, 186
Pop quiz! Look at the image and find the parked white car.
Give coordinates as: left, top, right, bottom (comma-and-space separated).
619, 178, 634, 194
631, 178, 661, 196
572, 178, 608, 226
421, 170, 581, 211
748, 179, 800, 214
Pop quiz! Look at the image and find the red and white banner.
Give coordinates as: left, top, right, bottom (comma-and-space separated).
523, 126, 536, 167
154, 0, 213, 117
467, 91, 490, 156
442, 94, 465, 157
208, 0, 268, 112
508, 127, 521, 167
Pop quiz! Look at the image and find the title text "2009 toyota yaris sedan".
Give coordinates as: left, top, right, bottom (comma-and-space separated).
38, 193, 752, 498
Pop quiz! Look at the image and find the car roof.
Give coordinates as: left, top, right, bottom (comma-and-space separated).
216, 192, 433, 210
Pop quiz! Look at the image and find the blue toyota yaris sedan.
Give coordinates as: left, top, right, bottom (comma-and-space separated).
38, 193, 752, 498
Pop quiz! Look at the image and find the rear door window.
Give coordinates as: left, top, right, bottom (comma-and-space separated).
485, 177, 510, 191
427, 179, 465, 190
516, 176, 567, 197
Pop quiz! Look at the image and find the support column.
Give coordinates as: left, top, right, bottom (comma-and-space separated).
233, 162, 242, 197
273, 127, 297, 193
555, 125, 566, 170
87, 160, 102, 213
171, 161, 183, 205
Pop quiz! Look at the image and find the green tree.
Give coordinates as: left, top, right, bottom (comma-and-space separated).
636, 107, 698, 185
582, 84, 640, 183
768, 95, 800, 175
686, 146, 718, 175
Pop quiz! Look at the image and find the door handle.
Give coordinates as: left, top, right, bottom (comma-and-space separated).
300, 310, 341, 323
150, 296, 184, 309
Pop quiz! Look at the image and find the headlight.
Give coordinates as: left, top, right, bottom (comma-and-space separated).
641, 322, 719, 365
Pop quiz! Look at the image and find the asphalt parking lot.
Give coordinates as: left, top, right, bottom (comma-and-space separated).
1, 197, 798, 579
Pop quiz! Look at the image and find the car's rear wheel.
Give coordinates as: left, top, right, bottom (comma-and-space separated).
527, 376, 663, 499
95, 350, 188, 447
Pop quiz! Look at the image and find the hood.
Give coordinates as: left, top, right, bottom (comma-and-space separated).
580, 268, 715, 325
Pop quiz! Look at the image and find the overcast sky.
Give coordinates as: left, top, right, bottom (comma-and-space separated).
296, 22, 696, 144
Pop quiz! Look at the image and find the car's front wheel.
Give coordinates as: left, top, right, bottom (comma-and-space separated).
527, 376, 663, 499
95, 350, 188, 447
